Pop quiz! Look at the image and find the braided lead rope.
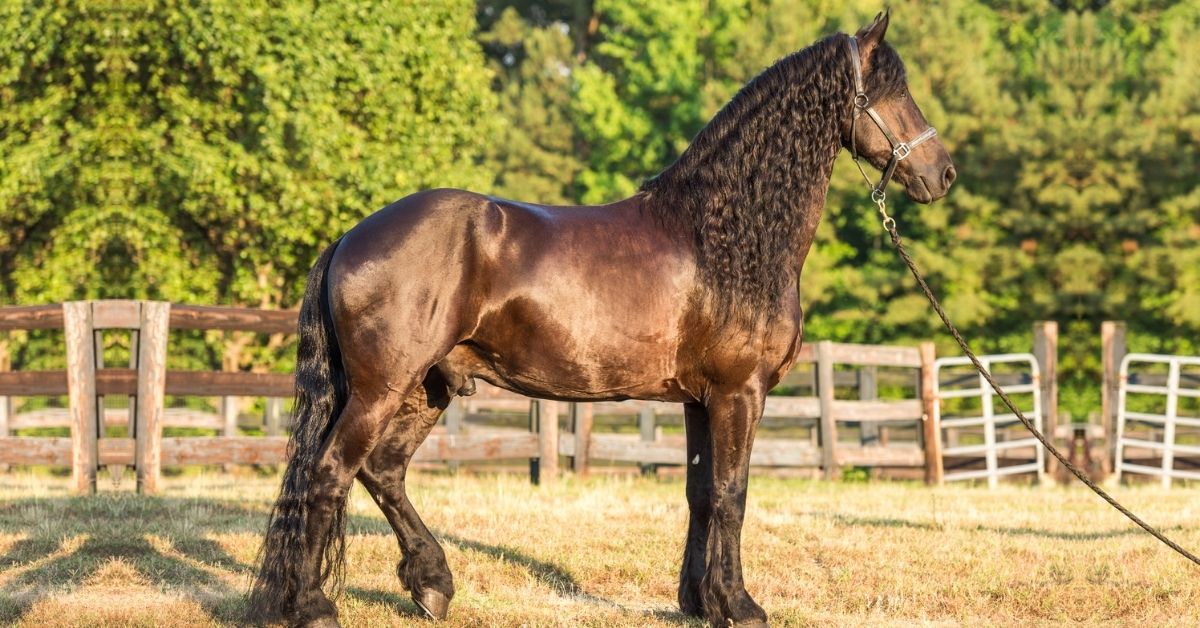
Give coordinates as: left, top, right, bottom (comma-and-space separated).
882, 217, 1200, 566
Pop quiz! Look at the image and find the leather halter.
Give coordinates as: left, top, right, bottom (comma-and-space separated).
847, 36, 937, 203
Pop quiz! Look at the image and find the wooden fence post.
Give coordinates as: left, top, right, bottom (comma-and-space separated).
443, 399, 463, 474
135, 302, 169, 494
919, 341, 943, 485
221, 396, 238, 438
529, 402, 539, 484
858, 365, 879, 446
638, 405, 656, 476
64, 302, 98, 494
0, 342, 9, 473
1101, 321, 1126, 469
536, 400, 559, 484
220, 395, 238, 472
1033, 321, 1059, 477
817, 340, 837, 480
126, 329, 140, 443
572, 402, 593, 476
265, 397, 282, 436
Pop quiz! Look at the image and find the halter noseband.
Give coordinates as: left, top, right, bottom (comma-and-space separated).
847, 36, 937, 204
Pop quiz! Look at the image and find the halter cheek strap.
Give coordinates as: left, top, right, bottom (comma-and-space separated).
847, 36, 937, 203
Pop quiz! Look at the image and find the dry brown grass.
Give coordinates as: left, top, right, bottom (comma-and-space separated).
0, 470, 1196, 626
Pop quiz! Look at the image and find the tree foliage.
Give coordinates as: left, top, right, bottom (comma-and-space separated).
2, 1, 1198, 419
0, 0, 496, 309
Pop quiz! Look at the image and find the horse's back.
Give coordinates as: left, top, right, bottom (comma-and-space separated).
326, 188, 700, 402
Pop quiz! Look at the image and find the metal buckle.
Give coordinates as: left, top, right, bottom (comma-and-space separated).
853, 93, 869, 108
871, 188, 886, 204
892, 143, 911, 160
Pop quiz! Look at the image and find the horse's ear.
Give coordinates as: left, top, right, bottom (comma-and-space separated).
854, 9, 890, 56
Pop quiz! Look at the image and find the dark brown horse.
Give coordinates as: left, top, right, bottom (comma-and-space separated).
250, 11, 954, 628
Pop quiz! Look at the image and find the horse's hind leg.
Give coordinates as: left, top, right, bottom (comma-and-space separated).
356, 371, 456, 620
293, 379, 413, 627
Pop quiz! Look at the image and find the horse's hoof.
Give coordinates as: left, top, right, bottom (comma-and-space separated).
727, 620, 769, 628
303, 616, 341, 628
415, 589, 449, 620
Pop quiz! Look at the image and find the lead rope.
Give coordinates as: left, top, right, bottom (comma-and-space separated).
874, 199, 1200, 566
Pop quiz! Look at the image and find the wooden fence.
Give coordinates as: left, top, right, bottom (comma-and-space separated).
0, 302, 295, 492
0, 301, 1063, 493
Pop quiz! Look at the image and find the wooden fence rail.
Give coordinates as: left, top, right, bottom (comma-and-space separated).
0, 302, 1063, 493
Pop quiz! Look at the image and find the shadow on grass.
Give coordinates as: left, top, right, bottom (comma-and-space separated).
439, 531, 605, 602
0, 495, 264, 625
329, 527, 699, 625
646, 607, 707, 626
434, 531, 699, 625
801, 510, 941, 530
344, 585, 423, 618
977, 524, 1183, 541
0, 493, 700, 626
803, 509, 1179, 541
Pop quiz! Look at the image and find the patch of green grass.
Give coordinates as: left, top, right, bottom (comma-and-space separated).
0, 472, 1196, 626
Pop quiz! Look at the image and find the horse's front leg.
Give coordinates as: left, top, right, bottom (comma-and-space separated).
700, 387, 769, 627
679, 401, 713, 616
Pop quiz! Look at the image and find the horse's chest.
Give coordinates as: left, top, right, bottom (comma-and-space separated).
766, 316, 804, 389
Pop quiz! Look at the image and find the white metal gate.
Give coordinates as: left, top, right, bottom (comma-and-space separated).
934, 354, 1045, 488
1115, 353, 1200, 487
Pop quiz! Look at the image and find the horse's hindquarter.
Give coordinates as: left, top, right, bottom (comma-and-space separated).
452, 196, 699, 403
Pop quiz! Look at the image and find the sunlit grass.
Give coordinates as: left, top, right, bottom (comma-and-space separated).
0, 470, 1195, 626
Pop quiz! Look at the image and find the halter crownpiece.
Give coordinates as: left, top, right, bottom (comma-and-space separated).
847, 36, 937, 204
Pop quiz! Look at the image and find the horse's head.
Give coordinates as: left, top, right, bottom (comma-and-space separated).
843, 11, 955, 204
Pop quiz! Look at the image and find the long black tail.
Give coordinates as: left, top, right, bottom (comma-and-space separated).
248, 239, 347, 623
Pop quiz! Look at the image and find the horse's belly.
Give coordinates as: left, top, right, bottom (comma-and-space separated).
437, 299, 691, 403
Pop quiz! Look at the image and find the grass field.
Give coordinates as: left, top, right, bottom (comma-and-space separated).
0, 470, 1196, 627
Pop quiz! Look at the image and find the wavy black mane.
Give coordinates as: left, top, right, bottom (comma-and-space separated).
640, 33, 908, 321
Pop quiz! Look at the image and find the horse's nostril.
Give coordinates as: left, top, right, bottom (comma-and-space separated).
943, 165, 957, 189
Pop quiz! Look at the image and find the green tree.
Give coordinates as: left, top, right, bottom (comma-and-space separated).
0, 0, 498, 311
479, 3, 586, 204
1128, 0, 1200, 346
3, 0, 1199, 411
570, 0, 751, 203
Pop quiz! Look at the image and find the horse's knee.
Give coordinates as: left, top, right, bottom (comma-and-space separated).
710, 479, 749, 521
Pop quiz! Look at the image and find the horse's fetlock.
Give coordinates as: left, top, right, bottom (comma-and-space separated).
294, 589, 337, 624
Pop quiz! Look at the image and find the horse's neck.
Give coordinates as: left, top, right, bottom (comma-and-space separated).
792, 176, 835, 276
639, 39, 850, 318
719, 78, 844, 282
